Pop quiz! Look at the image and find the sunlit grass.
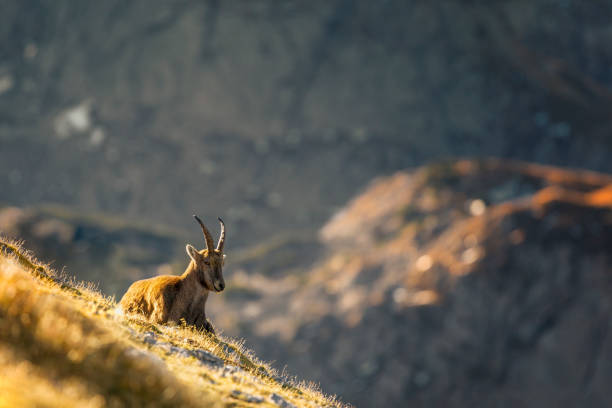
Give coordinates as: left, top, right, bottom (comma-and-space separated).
0, 236, 346, 408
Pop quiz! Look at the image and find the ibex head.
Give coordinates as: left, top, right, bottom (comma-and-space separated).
186, 215, 226, 292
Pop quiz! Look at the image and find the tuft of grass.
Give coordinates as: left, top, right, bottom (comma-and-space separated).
0, 236, 346, 407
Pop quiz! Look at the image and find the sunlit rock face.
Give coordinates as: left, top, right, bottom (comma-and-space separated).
224, 159, 612, 407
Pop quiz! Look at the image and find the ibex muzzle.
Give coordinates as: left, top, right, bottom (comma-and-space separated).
190, 215, 226, 292
119, 215, 226, 333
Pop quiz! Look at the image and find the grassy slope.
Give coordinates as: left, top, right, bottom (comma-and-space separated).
0, 238, 344, 408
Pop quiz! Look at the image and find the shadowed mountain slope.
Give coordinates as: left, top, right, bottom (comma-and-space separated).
3, 1, 612, 247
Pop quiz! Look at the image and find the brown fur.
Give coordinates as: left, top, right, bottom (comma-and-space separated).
120, 231, 226, 333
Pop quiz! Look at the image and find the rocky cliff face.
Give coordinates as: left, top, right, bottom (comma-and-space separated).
3, 1, 612, 247
224, 159, 612, 407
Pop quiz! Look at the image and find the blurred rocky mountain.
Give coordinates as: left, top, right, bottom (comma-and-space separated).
3, 1, 612, 406
219, 159, 612, 407
2, 1, 612, 245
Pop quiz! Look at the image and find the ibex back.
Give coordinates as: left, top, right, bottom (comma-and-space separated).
119, 215, 226, 333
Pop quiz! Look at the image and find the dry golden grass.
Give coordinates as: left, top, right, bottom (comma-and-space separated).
0, 237, 346, 408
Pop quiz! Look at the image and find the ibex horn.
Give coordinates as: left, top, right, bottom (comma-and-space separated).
193, 215, 215, 252
216, 217, 225, 252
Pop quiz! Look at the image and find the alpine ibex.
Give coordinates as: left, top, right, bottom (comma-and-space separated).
119, 215, 226, 333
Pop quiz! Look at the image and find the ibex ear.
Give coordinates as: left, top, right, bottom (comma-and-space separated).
186, 244, 200, 262
222, 254, 227, 265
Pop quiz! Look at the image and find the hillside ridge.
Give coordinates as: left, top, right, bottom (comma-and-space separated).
0, 236, 345, 408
